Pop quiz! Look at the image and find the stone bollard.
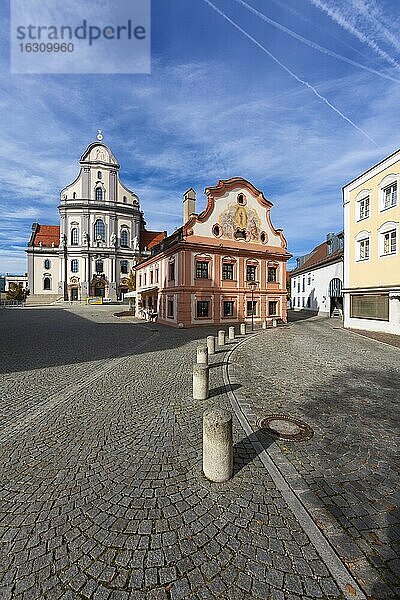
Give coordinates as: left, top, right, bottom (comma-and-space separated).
193, 364, 209, 400
218, 330, 226, 346
240, 323, 246, 335
197, 345, 208, 365
262, 320, 267, 330
203, 408, 233, 482
228, 326, 235, 340
206, 335, 215, 356
272, 318, 277, 328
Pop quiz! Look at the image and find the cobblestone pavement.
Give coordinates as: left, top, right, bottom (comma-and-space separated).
231, 315, 400, 600
0, 306, 356, 599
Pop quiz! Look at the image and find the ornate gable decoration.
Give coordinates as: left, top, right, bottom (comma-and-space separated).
184, 178, 287, 249
79, 142, 119, 167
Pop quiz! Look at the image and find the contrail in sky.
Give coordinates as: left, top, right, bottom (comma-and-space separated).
309, 0, 400, 71
202, 0, 378, 146
234, 0, 400, 84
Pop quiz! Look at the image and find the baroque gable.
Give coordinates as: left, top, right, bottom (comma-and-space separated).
184, 178, 287, 250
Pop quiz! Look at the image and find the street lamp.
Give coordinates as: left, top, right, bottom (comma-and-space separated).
248, 280, 258, 331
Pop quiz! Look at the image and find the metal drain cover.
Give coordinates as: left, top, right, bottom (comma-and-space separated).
258, 414, 314, 441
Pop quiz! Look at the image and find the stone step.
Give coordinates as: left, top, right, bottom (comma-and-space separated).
25, 294, 62, 306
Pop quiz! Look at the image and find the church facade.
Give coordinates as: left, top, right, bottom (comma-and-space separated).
26, 134, 165, 303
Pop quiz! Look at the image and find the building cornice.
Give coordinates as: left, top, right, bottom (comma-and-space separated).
58, 202, 141, 216
135, 240, 291, 270
343, 147, 400, 192
342, 285, 400, 293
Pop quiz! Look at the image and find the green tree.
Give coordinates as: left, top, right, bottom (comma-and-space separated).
6, 282, 27, 302
127, 269, 136, 292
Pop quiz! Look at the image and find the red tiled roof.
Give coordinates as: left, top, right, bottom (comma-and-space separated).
33, 225, 60, 248
140, 230, 166, 251
290, 241, 343, 275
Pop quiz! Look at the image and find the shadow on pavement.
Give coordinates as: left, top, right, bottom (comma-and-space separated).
0, 308, 243, 375
370, 506, 400, 600
233, 429, 273, 475
287, 309, 320, 322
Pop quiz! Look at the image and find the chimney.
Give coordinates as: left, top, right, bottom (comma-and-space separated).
183, 188, 196, 224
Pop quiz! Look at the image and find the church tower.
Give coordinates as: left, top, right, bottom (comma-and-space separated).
27, 133, 165, 302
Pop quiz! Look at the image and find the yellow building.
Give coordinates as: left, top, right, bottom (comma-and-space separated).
343, 149, 400, 334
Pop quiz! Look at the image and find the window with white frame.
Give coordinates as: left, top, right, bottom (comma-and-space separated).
382, 181, 397, 210
357, 195, 370, 220
94, 219, 105, 241
71, 227, 79, 246
378, 222, 398, 256
120, 228, 129, 248
355, 230, 370, 261
357, 238, 370, 261
382, 229, 396, 255
71, 259, 79, 273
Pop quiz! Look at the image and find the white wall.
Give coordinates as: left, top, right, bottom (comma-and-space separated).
291, 260, 343, 314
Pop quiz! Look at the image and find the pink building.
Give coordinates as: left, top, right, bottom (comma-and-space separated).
135, 178, 291, 328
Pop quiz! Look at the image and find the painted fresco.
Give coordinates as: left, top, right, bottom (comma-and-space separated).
218, 203, 262, 242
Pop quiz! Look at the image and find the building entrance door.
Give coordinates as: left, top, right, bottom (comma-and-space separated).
328, 278, 343, 316
71, 288, 79, 301
94, 286, 105, 297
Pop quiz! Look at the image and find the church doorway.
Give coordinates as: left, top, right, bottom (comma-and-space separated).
94, 285, 105, 298
70, 287, 79, 301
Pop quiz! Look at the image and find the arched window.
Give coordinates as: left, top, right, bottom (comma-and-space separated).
71, 259, 79, 273
73, 192, 77, 199
95, 259, 104, 273
120, 228, 129, 247
96, 187, 103, 201
43, 259, 51, 269
120, 260, 128, 274
97, 171, 102, 179
71, 227, 79, 246
43, 276, 51, 290
94, 219, 105, 241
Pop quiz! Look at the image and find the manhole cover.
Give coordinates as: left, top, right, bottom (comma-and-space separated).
258, 415, 314, 441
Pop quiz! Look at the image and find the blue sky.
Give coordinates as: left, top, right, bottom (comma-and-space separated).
2, 0, 400, 273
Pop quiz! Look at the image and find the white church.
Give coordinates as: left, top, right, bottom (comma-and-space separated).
26, 133, 165, 303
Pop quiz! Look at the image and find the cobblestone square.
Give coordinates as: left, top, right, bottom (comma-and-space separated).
0, 307, 398, 599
